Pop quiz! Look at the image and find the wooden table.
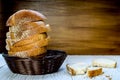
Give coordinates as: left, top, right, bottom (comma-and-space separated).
0, 54, 120, 80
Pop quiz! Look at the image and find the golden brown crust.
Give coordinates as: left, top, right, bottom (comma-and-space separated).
8, 47, 47, 58
6, 9, 46, 26
10, 38, 49, 52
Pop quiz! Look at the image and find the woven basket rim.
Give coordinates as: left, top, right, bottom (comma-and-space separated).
2, 50, 67, 59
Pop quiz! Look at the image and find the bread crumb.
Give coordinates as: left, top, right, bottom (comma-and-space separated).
105, 75, 112, 80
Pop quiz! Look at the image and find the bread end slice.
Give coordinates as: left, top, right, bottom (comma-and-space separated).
6, 9, 46, 26
87, 67, 102, 78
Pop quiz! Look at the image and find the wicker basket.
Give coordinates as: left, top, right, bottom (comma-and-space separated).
2, 50, 67, 75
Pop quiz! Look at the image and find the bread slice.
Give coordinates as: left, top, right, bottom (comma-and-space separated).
6, 9, 46, 26
7, 22, 50, 40
8, 47, 47, 58
87, 67, 102, 78
6, 33, 47, 48
66, 63, 89, 75
9, 37, 49, 52
92, 58, 117, 68
8, 21, 50, 33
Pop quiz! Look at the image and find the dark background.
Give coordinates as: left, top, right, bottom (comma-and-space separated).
0, 0, 120, 54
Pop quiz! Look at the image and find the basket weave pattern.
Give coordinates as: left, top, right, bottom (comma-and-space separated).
3, 50, 67, 75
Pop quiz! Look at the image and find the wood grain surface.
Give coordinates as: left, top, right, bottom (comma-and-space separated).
0, 0, 120, 54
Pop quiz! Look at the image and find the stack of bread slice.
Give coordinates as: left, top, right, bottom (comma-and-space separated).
6, 9, 50, 58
